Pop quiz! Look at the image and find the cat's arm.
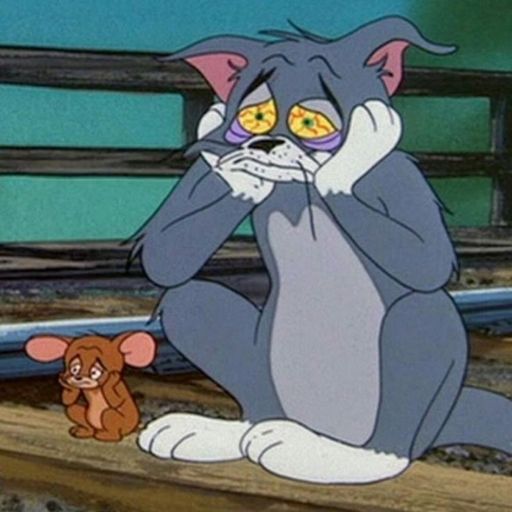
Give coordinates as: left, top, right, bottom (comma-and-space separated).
131, 156, 259, 287
317, 151, 457, 292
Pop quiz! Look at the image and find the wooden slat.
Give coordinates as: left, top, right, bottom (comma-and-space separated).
0, 147, 189, 176
470, 332, 512, 364
0, 47, 204, 93
0, 238, 264, 280
399, 67, 512, 97
2, 46, 512, 97
1, 147, 511, 177
415, 152, 512, 177
2, 232, 512, 281
0, 403, 510, 512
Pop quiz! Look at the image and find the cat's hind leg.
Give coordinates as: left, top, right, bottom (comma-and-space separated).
431, 386, 512, 455
364, 291, 468, 461
240, 291, 468, 483
138, 279, 282, 462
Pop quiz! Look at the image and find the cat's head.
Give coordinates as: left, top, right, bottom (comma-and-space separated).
166, 16, 455, 182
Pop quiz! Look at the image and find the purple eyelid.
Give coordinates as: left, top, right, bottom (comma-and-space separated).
303, 131, 343, 151
225, 119, 251, 144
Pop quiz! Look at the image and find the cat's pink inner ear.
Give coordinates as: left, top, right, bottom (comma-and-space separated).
25, 336, 69, 362
366, 40, 409, 96
118, 332, 157, 368
186, 53, 247, 101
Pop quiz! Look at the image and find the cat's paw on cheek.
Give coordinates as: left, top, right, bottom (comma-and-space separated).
315, 100, 402, 196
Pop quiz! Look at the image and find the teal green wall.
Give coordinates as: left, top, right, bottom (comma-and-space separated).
1, 0, 510, 242
0, 86, 184, 147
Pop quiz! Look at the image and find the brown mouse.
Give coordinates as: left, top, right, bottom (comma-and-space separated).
25, 331, 157, 442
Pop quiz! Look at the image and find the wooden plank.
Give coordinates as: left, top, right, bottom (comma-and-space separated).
414, 152, 512, 177
0, 453, 339, 512
0, 47, 204, 93
0, 238, 264, 280
0, 147, 189, 176
399, 67, 512, 97
2, 46, 512, 97
490, 96, 512, 226
3, 231, 512, 281
470, 332, 512, 363
183, 91, 215, 143
452, 227, 512, 244
0, 403, 510, 512
1, 147, 511, 178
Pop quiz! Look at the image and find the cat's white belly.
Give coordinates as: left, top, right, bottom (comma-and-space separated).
267, 206, 385, 445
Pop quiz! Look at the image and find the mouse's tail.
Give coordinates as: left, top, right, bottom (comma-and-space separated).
430, 386, 512, 455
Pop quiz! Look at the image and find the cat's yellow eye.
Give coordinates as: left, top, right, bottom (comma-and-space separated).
237, 98, 278, 135
288, 105, 338, 139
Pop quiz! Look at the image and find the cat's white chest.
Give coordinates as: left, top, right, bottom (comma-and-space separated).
267, 205, 385, 445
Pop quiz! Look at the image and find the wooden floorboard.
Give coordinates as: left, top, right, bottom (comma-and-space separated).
0, 400, 510, 511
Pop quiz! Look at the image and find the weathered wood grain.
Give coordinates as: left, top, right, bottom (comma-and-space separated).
1, 230, 512, 281
0, 47, 204, 93
0, 238, 264, 280
1, 46, 512, 97
470, 332, 512, 363
1, 452, 340, 512
0, 147, 189, 176
1, 147, 511, 178
398, 67, 512, 97
0, 403, 510, 512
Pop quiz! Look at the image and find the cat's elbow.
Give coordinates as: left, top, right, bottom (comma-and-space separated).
138, 235, 195, 288
406, 243, 457, 292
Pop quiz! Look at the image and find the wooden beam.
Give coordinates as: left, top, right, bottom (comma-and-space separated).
2, 46, 512, 97
415, 152, 512, 177
183, 91, 215, 143
1, 147, 510, 178
0, 403, 510, 511
490, 96, 512, 226
399, 67, 512, 97
0, 47, 204, 93
0, 147, 189, 176
1, 231, 512, 281
0, 238, 265, 280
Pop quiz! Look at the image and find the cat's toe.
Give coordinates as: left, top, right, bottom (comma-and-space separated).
241, 420, 312, 463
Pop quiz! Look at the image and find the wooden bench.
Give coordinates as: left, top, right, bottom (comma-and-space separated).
0, 46, 512, 280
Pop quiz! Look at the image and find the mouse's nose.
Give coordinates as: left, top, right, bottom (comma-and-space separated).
247, 138, 285, 153
74, 376, 82, 381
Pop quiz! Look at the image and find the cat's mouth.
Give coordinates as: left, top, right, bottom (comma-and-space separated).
201, 139, 325, 184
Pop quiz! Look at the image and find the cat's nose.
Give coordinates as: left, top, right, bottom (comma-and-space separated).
248, 138, 285, 153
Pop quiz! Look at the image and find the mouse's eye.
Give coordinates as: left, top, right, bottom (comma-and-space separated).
70, 364, 81, 376
288, 105, 338, 140
90, 367, 103, 381
237, 98, 278, 135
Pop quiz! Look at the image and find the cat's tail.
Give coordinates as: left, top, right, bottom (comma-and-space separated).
431, 386, 512, 455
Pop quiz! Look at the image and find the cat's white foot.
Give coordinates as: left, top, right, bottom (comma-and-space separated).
240, 419, 410, 484
138, 413, 251, 462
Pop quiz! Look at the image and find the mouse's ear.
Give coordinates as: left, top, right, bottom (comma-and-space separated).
160, 36, 262, 101
344, 17, 456, 95
114, 331, 157, 368
25, 335, 70, 362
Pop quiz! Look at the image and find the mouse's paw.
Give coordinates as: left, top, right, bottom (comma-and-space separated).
240, 419, 410, 484
138, 413, 251, 462
69, 425, 94, 439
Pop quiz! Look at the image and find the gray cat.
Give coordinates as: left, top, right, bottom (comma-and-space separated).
133, 17, 512, 483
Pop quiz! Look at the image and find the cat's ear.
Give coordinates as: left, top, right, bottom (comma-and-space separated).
348, 17, 456, 95
161, 37, 261, 101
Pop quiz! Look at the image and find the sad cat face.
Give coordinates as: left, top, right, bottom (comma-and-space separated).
166, 18, 454, 182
